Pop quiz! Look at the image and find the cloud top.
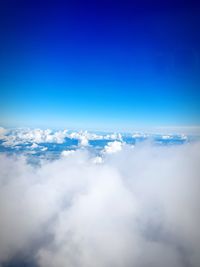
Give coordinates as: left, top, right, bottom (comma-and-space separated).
0, 141, 200, 267
0, 127, 197, 153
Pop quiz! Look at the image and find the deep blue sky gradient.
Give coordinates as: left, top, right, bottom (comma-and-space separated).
1, 0, 200, 130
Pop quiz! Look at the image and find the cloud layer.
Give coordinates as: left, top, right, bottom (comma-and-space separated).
0, 127, 192, 150
0, 142, 200, 267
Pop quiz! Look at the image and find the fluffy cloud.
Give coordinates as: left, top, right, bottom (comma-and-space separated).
61, 150, 75, 157
0, 127, 8, 140
0, 129, 123, 148
103, 141, 123, 154
0, 127, 192, 151
1, 128, 68, 147
68, 131, 103, 141
158, 134, 188, 141
132, 133, 148, 139
79, 135, 89, 147
0, 142, 200, 267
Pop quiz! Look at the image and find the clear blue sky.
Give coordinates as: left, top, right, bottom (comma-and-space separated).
1, 0, 200, 130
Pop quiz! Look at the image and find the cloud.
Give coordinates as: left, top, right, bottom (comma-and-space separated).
158, 134, 188, 141
0, 127, 192, 151
104, 133, 122, 140
68, 131, 103, 141
1, 128, 68, 147
0, 127, 8, 140
30, 143, 39, 149
132, 133, 148, 139
61, 150, 75, 157
79, 135, 89, 147
0, 129, 122, 148
0, 141, 200, 267
103, 141, 123, 154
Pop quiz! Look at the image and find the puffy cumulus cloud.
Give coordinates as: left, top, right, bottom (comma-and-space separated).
0, 127, 193, 151
65, 131, 123, 147
0, 142, 200, 267
104, 132, 122, 140
0, 127, 8, 140
68, 131, 123, 142
28, 143, 48, 153
1, 128, 68, 147
61, 150, 75, 157
158, 134, 188, 141
68, 131, 103, 141
103, 141, 123, 154
132, 133, 148, 139
1, 128, 124, 149
79, 135, 89, 147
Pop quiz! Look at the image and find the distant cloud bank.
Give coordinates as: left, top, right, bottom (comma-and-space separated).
0, 126, 197, 150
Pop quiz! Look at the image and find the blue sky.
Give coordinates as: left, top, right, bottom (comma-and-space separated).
0, 0, 200, 130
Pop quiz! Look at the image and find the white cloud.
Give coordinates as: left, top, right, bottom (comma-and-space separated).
104, 132, 122, 140
61, 150, 75, 157
0, 127, 8, 140
41, 146, 48, 152
79, 135, 89, 147
103, 141, 123, 154
0, 139, 200, 267
92, 156, 103, 164
30, 143, 39, 149
160, 135, 172, 140
132, 133, 148, 139
1, 128, 68, 147
159, 134, 188, 141
68, 131, 103, 141
68, 131, 123, 142
0, 127, 192, 150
